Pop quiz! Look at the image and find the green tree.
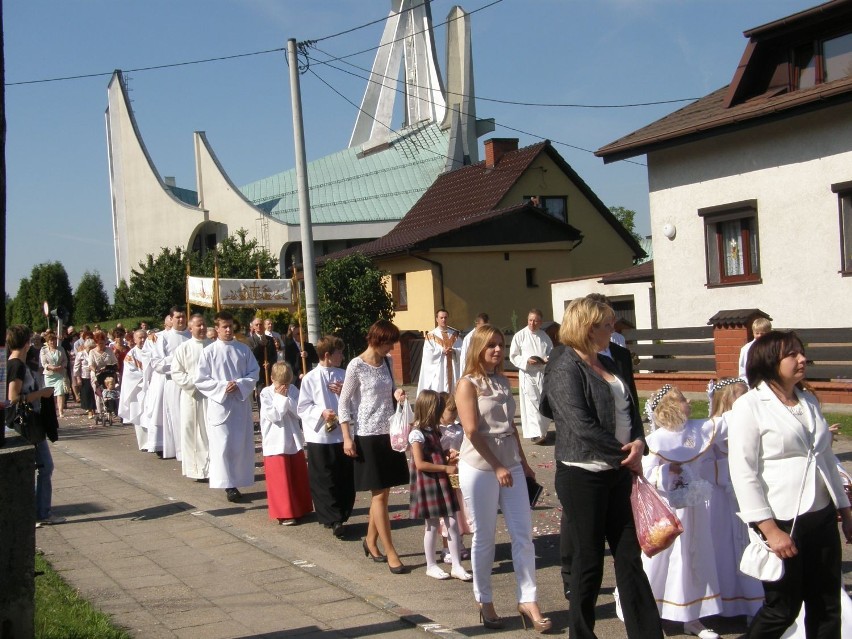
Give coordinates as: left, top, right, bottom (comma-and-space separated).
11, 262, 74, 331
196, 228, 277, 279
74, 271, 111, 324
126, 247, 192, 320
609, 206, 644, 245
316, 253, 394, 358
111, 279, 133, 320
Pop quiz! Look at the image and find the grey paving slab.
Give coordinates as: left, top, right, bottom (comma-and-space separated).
34, 406, 852, 639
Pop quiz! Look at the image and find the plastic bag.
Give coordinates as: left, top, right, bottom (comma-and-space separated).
389, 398, 414, 452
630, 473, 683, 557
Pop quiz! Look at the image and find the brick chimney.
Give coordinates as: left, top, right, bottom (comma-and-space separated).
484, 138, 519, 168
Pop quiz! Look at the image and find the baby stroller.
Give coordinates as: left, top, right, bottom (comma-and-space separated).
94, 364, 120, 426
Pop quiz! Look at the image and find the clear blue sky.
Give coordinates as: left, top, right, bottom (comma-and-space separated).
4, 0, 818, 299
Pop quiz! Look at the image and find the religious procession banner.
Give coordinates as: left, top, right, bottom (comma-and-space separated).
187, 276, 293, 308
187, 277, 216, 307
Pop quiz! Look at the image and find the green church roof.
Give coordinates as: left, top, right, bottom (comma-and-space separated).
239, 122, 449, 225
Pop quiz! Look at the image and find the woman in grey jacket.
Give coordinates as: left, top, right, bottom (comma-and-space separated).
542, 297, 661, 639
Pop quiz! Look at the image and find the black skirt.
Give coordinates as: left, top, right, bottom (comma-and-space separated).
79, 379, 95, 411
353, 433, 409, 491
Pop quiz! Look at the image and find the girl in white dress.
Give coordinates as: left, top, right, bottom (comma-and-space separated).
707, 378, 765, 619
642, 385, 723, 639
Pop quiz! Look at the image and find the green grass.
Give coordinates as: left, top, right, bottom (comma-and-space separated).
687, 400, 852, 439
35, 553, 130, 639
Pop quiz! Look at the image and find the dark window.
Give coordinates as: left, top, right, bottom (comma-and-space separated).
525, 268, 538, 288
392, 273, 408, 311
699, 201, 760, 286
524, 195, 568, 222
833, 182, 852, 274
792, 31, 852, 89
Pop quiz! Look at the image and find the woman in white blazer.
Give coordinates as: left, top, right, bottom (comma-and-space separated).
728, 331, 852, 637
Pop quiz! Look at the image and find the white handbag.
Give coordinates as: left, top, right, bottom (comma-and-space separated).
739, 449, 813, 582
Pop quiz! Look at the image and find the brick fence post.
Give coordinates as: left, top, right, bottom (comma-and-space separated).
708, 309, 772, 379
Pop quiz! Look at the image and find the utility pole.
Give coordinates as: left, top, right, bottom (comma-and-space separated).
286, 38, 320, 343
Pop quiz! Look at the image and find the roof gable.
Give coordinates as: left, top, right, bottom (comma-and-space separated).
597, 0, 852, 162
317, 139, 643, 264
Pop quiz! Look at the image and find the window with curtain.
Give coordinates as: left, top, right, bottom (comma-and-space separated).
700, 202, 760, 286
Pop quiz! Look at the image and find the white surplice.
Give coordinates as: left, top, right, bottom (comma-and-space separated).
417, 327, 461, 395
509, 327, 552, 439
194, 339, 259, 489
297, 365, 345, 445
141, 336, 164, 452
259, 385, 303, 456
172, 337, 212, 479
151, 328, 190, 460
118, 345, 150, 450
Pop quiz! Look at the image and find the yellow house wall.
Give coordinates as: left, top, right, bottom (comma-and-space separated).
380, 256, 438, 330
378, 243, 575, 332
501, 154, 637, 276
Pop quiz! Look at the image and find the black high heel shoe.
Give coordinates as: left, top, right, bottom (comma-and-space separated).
387, 562, 408, 574
478, 604, 504, 630
362, 539, 387, 563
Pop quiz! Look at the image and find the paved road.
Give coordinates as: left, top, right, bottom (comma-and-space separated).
32, 398, 852, 638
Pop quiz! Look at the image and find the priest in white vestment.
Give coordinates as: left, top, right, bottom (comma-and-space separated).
459, 312, 489, 372
118, 329, 150, 450
140, 318, 169, 453
417, 309, 461, 395
195, 311, 259, 502
171, 314, 212, 480
509, 309, 553, 441
150, 307, 190, 460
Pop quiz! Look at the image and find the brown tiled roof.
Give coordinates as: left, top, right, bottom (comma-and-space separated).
597, 0, 852, 163
596, 78, 852, 162
319, 140, 645, 263
598, 259, 654, 284
707, 309, 773, 327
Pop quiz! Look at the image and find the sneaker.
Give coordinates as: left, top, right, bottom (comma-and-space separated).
450, 567, 473, 581
442, 550, 452, 564
37, 515, 66, 526
425, 565, 450, 580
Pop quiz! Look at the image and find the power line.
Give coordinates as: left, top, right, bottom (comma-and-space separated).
5, 47, 287, 87
310, 0, 441, 44
309, 44, 697, 109
308, 50, 648, 167
307, 0, 504, 67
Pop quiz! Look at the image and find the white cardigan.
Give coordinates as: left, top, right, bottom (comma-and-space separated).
259, 384, 304, 456
728, 382, 850, 523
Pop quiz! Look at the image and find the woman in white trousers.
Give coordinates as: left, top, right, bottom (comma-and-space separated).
456, 324, 551, 633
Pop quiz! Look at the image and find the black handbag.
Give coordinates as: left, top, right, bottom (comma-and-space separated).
526, 476, 544, 507
10, 400, 45, 445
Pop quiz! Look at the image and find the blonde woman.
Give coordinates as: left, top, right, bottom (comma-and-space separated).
456, 324, 550, 632
541, 297, 661, 639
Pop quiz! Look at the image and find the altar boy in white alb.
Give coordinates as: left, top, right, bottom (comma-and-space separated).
195, 311, 259, 502
509, 309, 552, 442
171, 314, 212, 480
297, 335, 354, 538
417, 309, 461, 395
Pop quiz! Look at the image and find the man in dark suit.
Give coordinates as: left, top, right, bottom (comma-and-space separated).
247, 317, 278, 389
283, 324, 318, 388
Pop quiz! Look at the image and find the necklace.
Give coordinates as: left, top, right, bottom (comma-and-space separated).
786, 403, 804, 416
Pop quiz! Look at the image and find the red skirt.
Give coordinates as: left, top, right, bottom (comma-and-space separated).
264, 451, 313, 521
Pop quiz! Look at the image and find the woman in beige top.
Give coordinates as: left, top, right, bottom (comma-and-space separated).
456, 325, 551, 632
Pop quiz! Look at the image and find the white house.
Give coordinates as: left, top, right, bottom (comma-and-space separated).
597, 0, 852, 329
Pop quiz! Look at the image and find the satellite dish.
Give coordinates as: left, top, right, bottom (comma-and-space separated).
43, 301, 50, 317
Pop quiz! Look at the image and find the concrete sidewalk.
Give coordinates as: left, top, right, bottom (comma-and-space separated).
32, 402, 852, 639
